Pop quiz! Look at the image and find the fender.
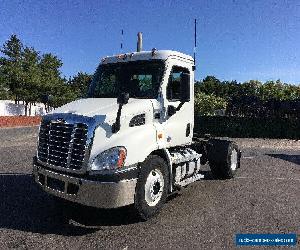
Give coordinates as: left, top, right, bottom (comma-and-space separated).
149, 148, 174, 193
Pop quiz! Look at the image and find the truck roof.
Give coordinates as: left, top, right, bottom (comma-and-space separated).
101, 50, 194, 64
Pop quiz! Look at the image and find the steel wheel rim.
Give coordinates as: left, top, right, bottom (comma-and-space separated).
144, 169, 164, 207
231, 149, 238, 171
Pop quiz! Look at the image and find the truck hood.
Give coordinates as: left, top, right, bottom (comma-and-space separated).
52, 98, 154, 123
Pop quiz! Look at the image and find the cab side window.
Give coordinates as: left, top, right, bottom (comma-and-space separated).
167, 66, 189, 101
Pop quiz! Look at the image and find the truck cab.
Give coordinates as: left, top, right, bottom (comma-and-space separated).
33, 50, 240, 220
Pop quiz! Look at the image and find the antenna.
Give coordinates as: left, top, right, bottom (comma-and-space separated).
194, 18, 197, 68
120, 29, 124, 52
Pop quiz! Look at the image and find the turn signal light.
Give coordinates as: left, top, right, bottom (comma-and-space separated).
117, 148, 127, 168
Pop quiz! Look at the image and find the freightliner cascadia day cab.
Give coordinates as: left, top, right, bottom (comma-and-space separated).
33, 47, 241, 220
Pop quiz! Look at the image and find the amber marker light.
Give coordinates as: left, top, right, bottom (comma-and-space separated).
117, 148, 127, 168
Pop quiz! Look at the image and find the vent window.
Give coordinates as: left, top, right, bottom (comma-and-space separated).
129, 114, 146, 127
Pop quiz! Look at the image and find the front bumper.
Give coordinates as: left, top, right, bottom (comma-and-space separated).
33, 164, 137, 208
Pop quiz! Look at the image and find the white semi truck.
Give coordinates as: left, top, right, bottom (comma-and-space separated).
33, 46, 241, 220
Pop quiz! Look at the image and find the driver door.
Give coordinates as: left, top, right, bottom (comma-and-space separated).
162, 64, 193, 147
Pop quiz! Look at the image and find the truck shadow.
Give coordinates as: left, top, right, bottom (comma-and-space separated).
0, 173, 140, 236
62, 204, 140, 228
267, 153, 300, 166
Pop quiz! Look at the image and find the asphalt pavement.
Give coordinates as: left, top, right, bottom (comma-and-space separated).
0, 127, 299, 249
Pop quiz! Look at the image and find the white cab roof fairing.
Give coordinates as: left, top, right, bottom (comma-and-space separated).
101, 50, 194, 65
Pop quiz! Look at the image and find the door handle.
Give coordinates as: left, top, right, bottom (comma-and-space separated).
186, 123, 191, 137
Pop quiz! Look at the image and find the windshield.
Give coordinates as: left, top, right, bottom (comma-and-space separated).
88, 60, 165, 99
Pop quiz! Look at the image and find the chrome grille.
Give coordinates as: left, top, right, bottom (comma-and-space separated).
37, 120, 88, 170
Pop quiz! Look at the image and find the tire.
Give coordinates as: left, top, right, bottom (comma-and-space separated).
207, 139, 241, 179
134, 155, 169, 221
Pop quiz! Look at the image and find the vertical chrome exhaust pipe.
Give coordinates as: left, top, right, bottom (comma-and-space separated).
137, 32, 143, 52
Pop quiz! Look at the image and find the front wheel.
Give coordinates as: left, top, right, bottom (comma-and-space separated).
134, 155, 169, 221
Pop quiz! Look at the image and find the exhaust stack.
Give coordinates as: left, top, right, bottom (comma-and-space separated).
137, 32, 143, 52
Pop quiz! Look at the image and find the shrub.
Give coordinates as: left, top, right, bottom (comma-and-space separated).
194, 91, 227, 116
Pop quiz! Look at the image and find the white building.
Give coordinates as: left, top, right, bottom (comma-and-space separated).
0, 100, 47, 116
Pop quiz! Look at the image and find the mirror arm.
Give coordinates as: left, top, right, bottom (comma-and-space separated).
112, 104, 123, 133
176, 101, 185, 111
112, 92, 129, 133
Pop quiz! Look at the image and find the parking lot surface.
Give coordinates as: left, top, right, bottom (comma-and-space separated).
0, 127, 299, 249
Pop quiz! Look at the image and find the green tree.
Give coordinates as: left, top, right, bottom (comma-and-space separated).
0, 63, 10, 99
194, 91, 227, 116
196, 76, 241, 101
196, 76, 221, 95
0, 35, 43, 114
240, 80, 262, 97
68, 72, 92, 98
39, 53, 63, 94
20, 47, 42, 115
0, 34, 24, 103
0, 35, 75, 113
219, 80, 239, 99
39, 53, 76, 108
258, 80, 285, 101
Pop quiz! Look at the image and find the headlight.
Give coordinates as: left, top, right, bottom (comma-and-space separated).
89, 147, 127, 171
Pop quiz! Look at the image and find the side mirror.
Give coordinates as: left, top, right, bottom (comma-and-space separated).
117, 92, 130, 105
180, 73, 190, 102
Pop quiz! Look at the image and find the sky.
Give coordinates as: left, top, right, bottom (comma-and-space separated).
0, 0, 299, 84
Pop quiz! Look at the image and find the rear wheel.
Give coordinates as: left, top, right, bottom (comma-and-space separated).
134, 155, 169, 221
207, 139, 241, 179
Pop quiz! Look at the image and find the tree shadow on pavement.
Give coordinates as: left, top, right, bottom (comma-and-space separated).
267, 154, 300, 166
0, 173, 140, 235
